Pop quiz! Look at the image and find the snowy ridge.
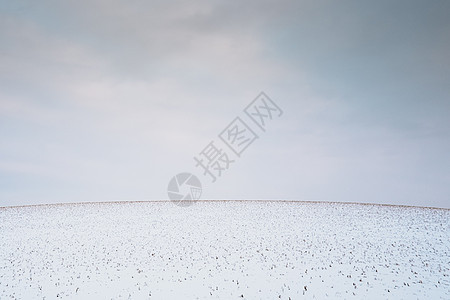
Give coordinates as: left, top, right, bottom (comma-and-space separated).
1, 201, 449, 299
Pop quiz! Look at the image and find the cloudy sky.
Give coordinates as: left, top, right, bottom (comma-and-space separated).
1, 0, 449, 208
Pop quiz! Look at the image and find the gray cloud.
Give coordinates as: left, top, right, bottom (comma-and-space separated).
1, 0, 449, 208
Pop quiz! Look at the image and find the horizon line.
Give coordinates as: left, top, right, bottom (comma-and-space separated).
1, 199, 448, 211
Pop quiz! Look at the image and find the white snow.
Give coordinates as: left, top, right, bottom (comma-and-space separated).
0, 201, 449, 299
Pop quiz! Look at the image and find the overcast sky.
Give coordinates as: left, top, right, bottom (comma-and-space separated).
1, 0, 449, 208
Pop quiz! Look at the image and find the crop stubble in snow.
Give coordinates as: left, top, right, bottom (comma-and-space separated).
0, 201, 449, 299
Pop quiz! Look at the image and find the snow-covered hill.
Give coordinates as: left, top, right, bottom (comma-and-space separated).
0, 201, 448, 299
